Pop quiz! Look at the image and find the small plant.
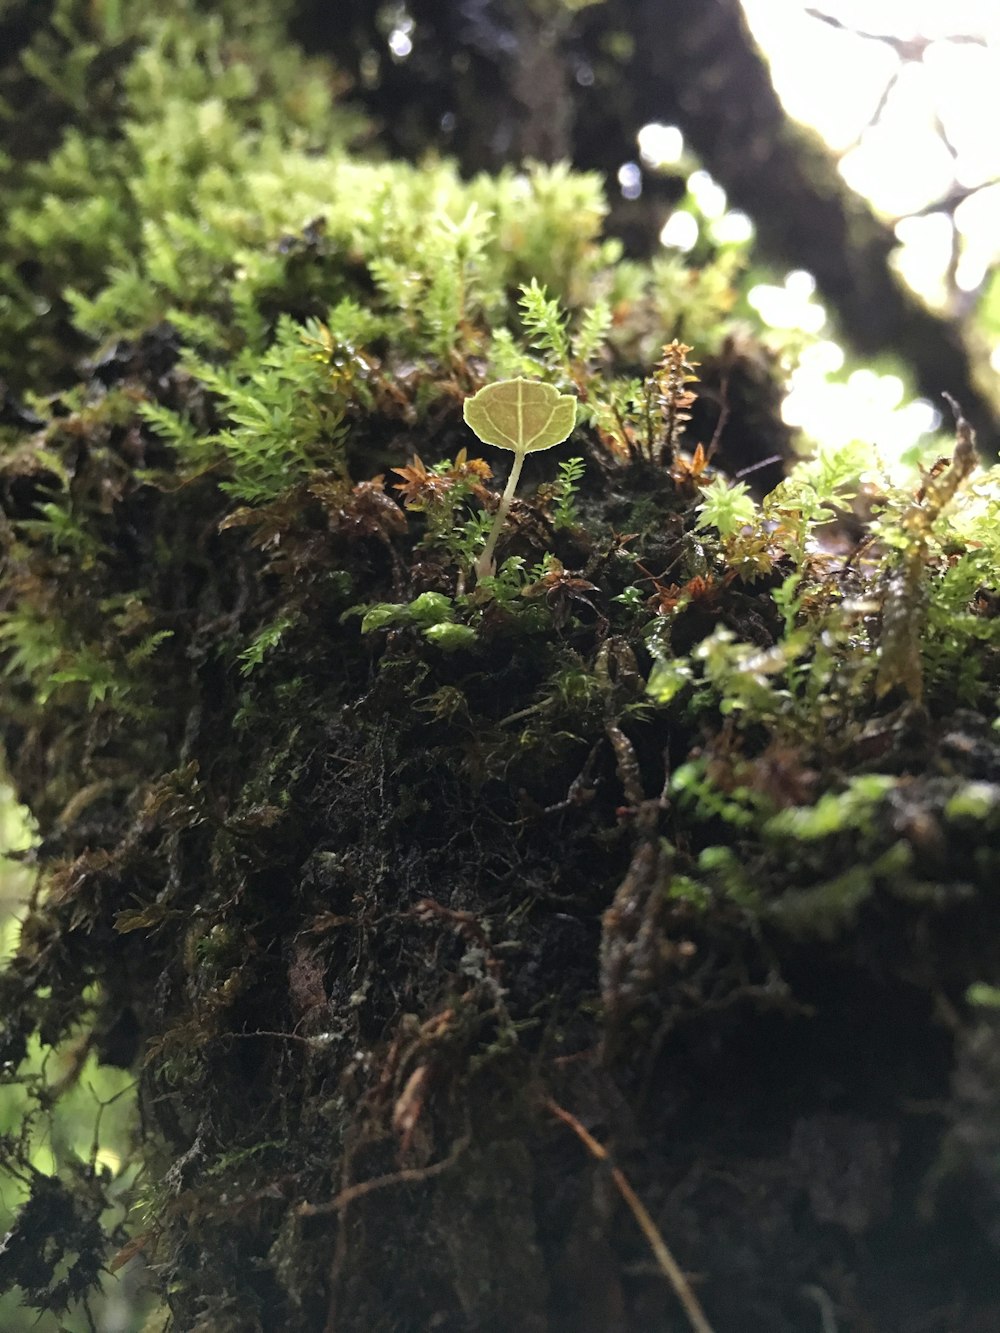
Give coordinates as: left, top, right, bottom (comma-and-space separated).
650, 339, 699, 467
694, 475, 757, 538
391, 449, 493, 570
550, 456, 586, 530
518, 278, 572, 374
357, 590, 478, 652
463, 378, 577, 579
874, 397, 978, 702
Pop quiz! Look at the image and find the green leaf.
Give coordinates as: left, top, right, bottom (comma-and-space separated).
360, 604, 406, 633
968, 983, 1000, 1008
423, 623, 477, 652
408, 592, 455, 626
463, 378, 577, 454
646, 657, 693, 705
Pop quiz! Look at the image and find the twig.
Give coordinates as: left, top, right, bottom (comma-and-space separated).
545, 1097, 715, 1333
804, 9, 986, 59
298, 1133, 470, 1218
734, 453, 783, 481
912, 176, 1000, 218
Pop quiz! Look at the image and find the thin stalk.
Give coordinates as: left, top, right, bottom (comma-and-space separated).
475, 447, 525, 580
546, 1097, 716, 1333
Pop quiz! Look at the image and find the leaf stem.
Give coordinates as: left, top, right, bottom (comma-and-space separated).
475, 447, 525, 580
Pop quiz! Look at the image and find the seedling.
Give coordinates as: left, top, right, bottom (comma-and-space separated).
463, 377, 577, 579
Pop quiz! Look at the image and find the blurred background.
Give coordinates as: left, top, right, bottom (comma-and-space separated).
740, 1, 1000, 460
305, 0, 1000, 468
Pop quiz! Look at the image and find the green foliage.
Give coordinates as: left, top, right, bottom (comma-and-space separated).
181, 317, 355, 502
390, 450, 493, 570
519, 278, 572, 371
0, 784, 140, 1332
368, 201, 494, 361
487, 284, 612, 406
0, 610, 65, 690
764, 775, 898, 841
945, 781, 1000, 823
921, 551, 1000, 706
669, 758, 760, 829
645, 655, 694, 706
765, 439, 867, 549
1, 2, 362, 384
572, 299, 613, 367
0, 1036, 142, 1330
695, 476, 757, 538
16, 499, 105, 561
238, 614, 298, 676
551, 456, 586, 529
356, 554, 571, 653
423, 622, 479, 652
359, 591, 473, 652
487, 326, 546, 381
694, 625, 809, 721
651, 248, 749, 352
0, 594, 171, 714
3, 17, 554, 376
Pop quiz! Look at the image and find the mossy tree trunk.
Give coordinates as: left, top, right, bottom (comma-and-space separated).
2, 6, 1000, 1333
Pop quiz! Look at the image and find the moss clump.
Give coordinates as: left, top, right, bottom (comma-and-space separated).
4, 6, 1000, 1332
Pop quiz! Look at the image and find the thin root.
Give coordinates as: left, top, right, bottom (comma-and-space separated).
545, 1097, 715, 1333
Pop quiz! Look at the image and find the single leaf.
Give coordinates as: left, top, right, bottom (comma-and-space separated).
463, 378, 576, 454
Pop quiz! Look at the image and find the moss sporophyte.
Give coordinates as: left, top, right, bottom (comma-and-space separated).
463, 378, 577, 580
